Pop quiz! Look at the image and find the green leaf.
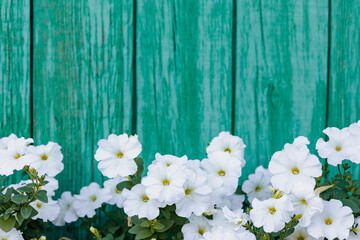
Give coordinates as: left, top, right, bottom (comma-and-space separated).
140, 221, 150, 228
16, 186, 33, 193
157, 220, 174, 233
161, 208, 170, 219
35, 190, 48, 203
134, 158, 144, 177
0, 215, 16, 232
153, 222, 165, 230
129, 224, 145, 234
21, 205, 34, 219
135, 229, 153, 240
16, 212, 24, 225
341, 199, 360, 213
116, 181, 134, 192
25, 183, 36, 188
11, 194, 28, 204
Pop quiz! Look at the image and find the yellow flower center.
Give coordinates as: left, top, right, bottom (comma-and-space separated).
2, 238, 8, 240
218, 170, 226, 176
185, 188, 192, 195
115, 188, 122, 194
14, 153, 21, 159
292, 167, 300, 175
325, 218, 332, 225
36, 202, 42, 209
91, 196, 97, 202
335, 145, 342, 152
41, 154, 48, 160
198, 227, 205, 235
300, 199, 308, 205
162, 179, 170, 186
269, 207, 276, 214
224, 148, 231, 153
255, 185, 262, 192
297, 236, 305, 240
166, 163, 171, 166
142, 196, 149, 202
117, 151, 124, 158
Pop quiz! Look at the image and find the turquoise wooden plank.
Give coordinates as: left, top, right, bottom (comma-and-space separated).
328, 0, 360, 175
0, 0, 30, 184
33, 0, 133, 238
136, 0, 233, 168
234, 0, 329, 179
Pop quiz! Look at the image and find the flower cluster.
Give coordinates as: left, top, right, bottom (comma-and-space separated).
1, 120, 360, 240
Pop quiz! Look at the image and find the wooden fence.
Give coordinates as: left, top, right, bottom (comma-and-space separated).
1, 0, 360, 217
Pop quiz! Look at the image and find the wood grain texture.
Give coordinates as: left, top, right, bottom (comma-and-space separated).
0, 0, 30, 184
136, 0, 233, 168
234, 0, 329, 178
328, 0, 360, 174
33, 1, 133, 237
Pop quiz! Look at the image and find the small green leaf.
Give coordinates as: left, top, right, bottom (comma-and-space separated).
16, 186, 33, 193
34, 190, 48, 203
116, 181, 134, 192
16, 212, 24, 225
0, 215, 16, 232
135, 229, 153, 240
129, 224, 145, 234
25, 183, 36, 188
11, 194, 28, 204
21, 205, 34, 219
140, 221, 150, 228
161, 208, 170, 219
341, 199, 360, 213
153, 222, 165, 230
156, 220, 174, 233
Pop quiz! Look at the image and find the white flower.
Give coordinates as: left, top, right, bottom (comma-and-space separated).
73, 182, 111, 218
103, 176, 127, 208
250, 197, 294, 233
316, 127, 355, 165
30, 198, 60, 222
175, 171, 212, 217
212, 206, 247, 231
142, 164, 186, 205
152, 153, 187, 167
203, 227, 239, 240
269, 137, 321, 193
52, 192, 78, 226
0, 136, 33, 176
182, 215, 212, 240
26, 142, 64, 177
95, 134, 142, 178
348, 121, 360, 164
307, 199, 354, 240
122, 184, 164, 220
201, 153, 242, 195
0, 134, 18, 150
349, 217, 360, 240
0, 228, 24, 240
218, 193, 245, 211
242, 166, 273, 202
287, 184, 323, 227
207, 132, 246, 166
286, 225, 317, 240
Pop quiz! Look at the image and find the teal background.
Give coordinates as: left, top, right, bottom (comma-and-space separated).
1, 0, 360, 238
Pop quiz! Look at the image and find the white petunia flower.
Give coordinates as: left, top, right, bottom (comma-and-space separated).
250, 197, 294, 233
73, 182, 111, 218
122, 184, 164, 220
286, 225, 317, 240
95, 134, 142, 178
182, 215, 212, 240
201, 153, 242, 196
242, 166, 273, 202
30, 198, 60, 222
203, 227, 239, 240
175, 171, 212, 217
0, 134, 18, 150
307, 199, 354, 240
26, 142, 64, 177
207, 131, 246, 166
52, 192, 78, 226
349, 217, 360, 240
142, 164, 186, 205
316, 127, 355, 165
0, 228, 24, 240
269, 137, 321, 193
348, 121, 360, 164
287, 184, 323, 227
103, 176, 127, 208
211, 206, 248, 231
218, 193, 245, 211
151, 153, 188, 167
0, 136, 33, 176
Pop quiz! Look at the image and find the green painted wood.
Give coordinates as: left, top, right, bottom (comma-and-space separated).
0, 0, 31, 184
328, 0, 360, 174
234, 0, 329, 179
136, 0, 233, 168
32, 0, 133, 238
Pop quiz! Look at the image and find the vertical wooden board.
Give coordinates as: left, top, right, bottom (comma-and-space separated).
0, 0, 30, 184
33, 0, 133, 237
136, 0, 233, 167
234, 0, 329, 179
329, 0, 360, 175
